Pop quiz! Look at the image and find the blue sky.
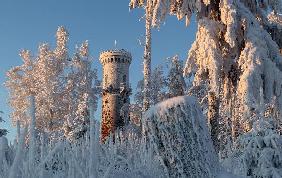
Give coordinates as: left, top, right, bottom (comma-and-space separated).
0, 0, 197, 141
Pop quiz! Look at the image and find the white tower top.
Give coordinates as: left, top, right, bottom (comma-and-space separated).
99, 49, 132, 64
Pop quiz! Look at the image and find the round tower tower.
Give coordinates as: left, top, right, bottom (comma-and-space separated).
100, 49, 132, 142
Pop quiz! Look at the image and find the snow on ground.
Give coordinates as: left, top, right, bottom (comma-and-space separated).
218, 170, 245, 178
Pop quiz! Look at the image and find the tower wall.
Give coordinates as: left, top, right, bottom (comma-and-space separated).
100, 49, 132, 142
102, 61, 130, 89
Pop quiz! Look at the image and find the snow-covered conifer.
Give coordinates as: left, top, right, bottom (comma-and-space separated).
130, 0, 282, 157
134, 65, 167, 106
150, 65, 168, 105
224, 119, 282, 178
166, 55, 186, 97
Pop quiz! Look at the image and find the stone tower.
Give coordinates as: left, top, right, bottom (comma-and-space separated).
100, 49, 132, 142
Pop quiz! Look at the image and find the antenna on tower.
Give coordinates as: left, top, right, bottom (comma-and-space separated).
114, 40, 117, 49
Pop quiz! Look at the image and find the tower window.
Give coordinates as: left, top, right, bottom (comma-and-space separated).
123, 75, 126, 83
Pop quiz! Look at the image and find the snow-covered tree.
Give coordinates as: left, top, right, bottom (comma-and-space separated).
32, 27, 69, 137
130, 0, 282, 156
224, 119, 282, 178
6, 49, 34, 127
130, 0, 153, 112
129, 103, 143, 127
150, 65, 168, 104
63, 41, 99, 140
264, 96, 282, 135
133, 65, 167, 110
6, 27, 69, 135
133, 79, 145, 109
166, 55, 186, 97
131, 65, 167, 128
6, 27, 99, 140
223, 88, 282, 177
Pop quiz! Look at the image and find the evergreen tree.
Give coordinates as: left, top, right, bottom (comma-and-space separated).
133, 65, 167, 107
223, 88, 282, 177
131, 65, 167, 126
166, 55, 186, 97
225, 119, 282, 178
150, 65, 168, 104
130, 0, 282, 155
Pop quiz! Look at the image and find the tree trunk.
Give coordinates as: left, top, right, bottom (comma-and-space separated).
208, 92, 220, 153
143, 1, 152, 112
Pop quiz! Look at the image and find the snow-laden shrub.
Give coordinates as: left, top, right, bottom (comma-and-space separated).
0, 126, 164, 178
0, 136, 12, 178
224, 119, 282, 178
98, 133, 165, 178
144, 96, 219, 177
